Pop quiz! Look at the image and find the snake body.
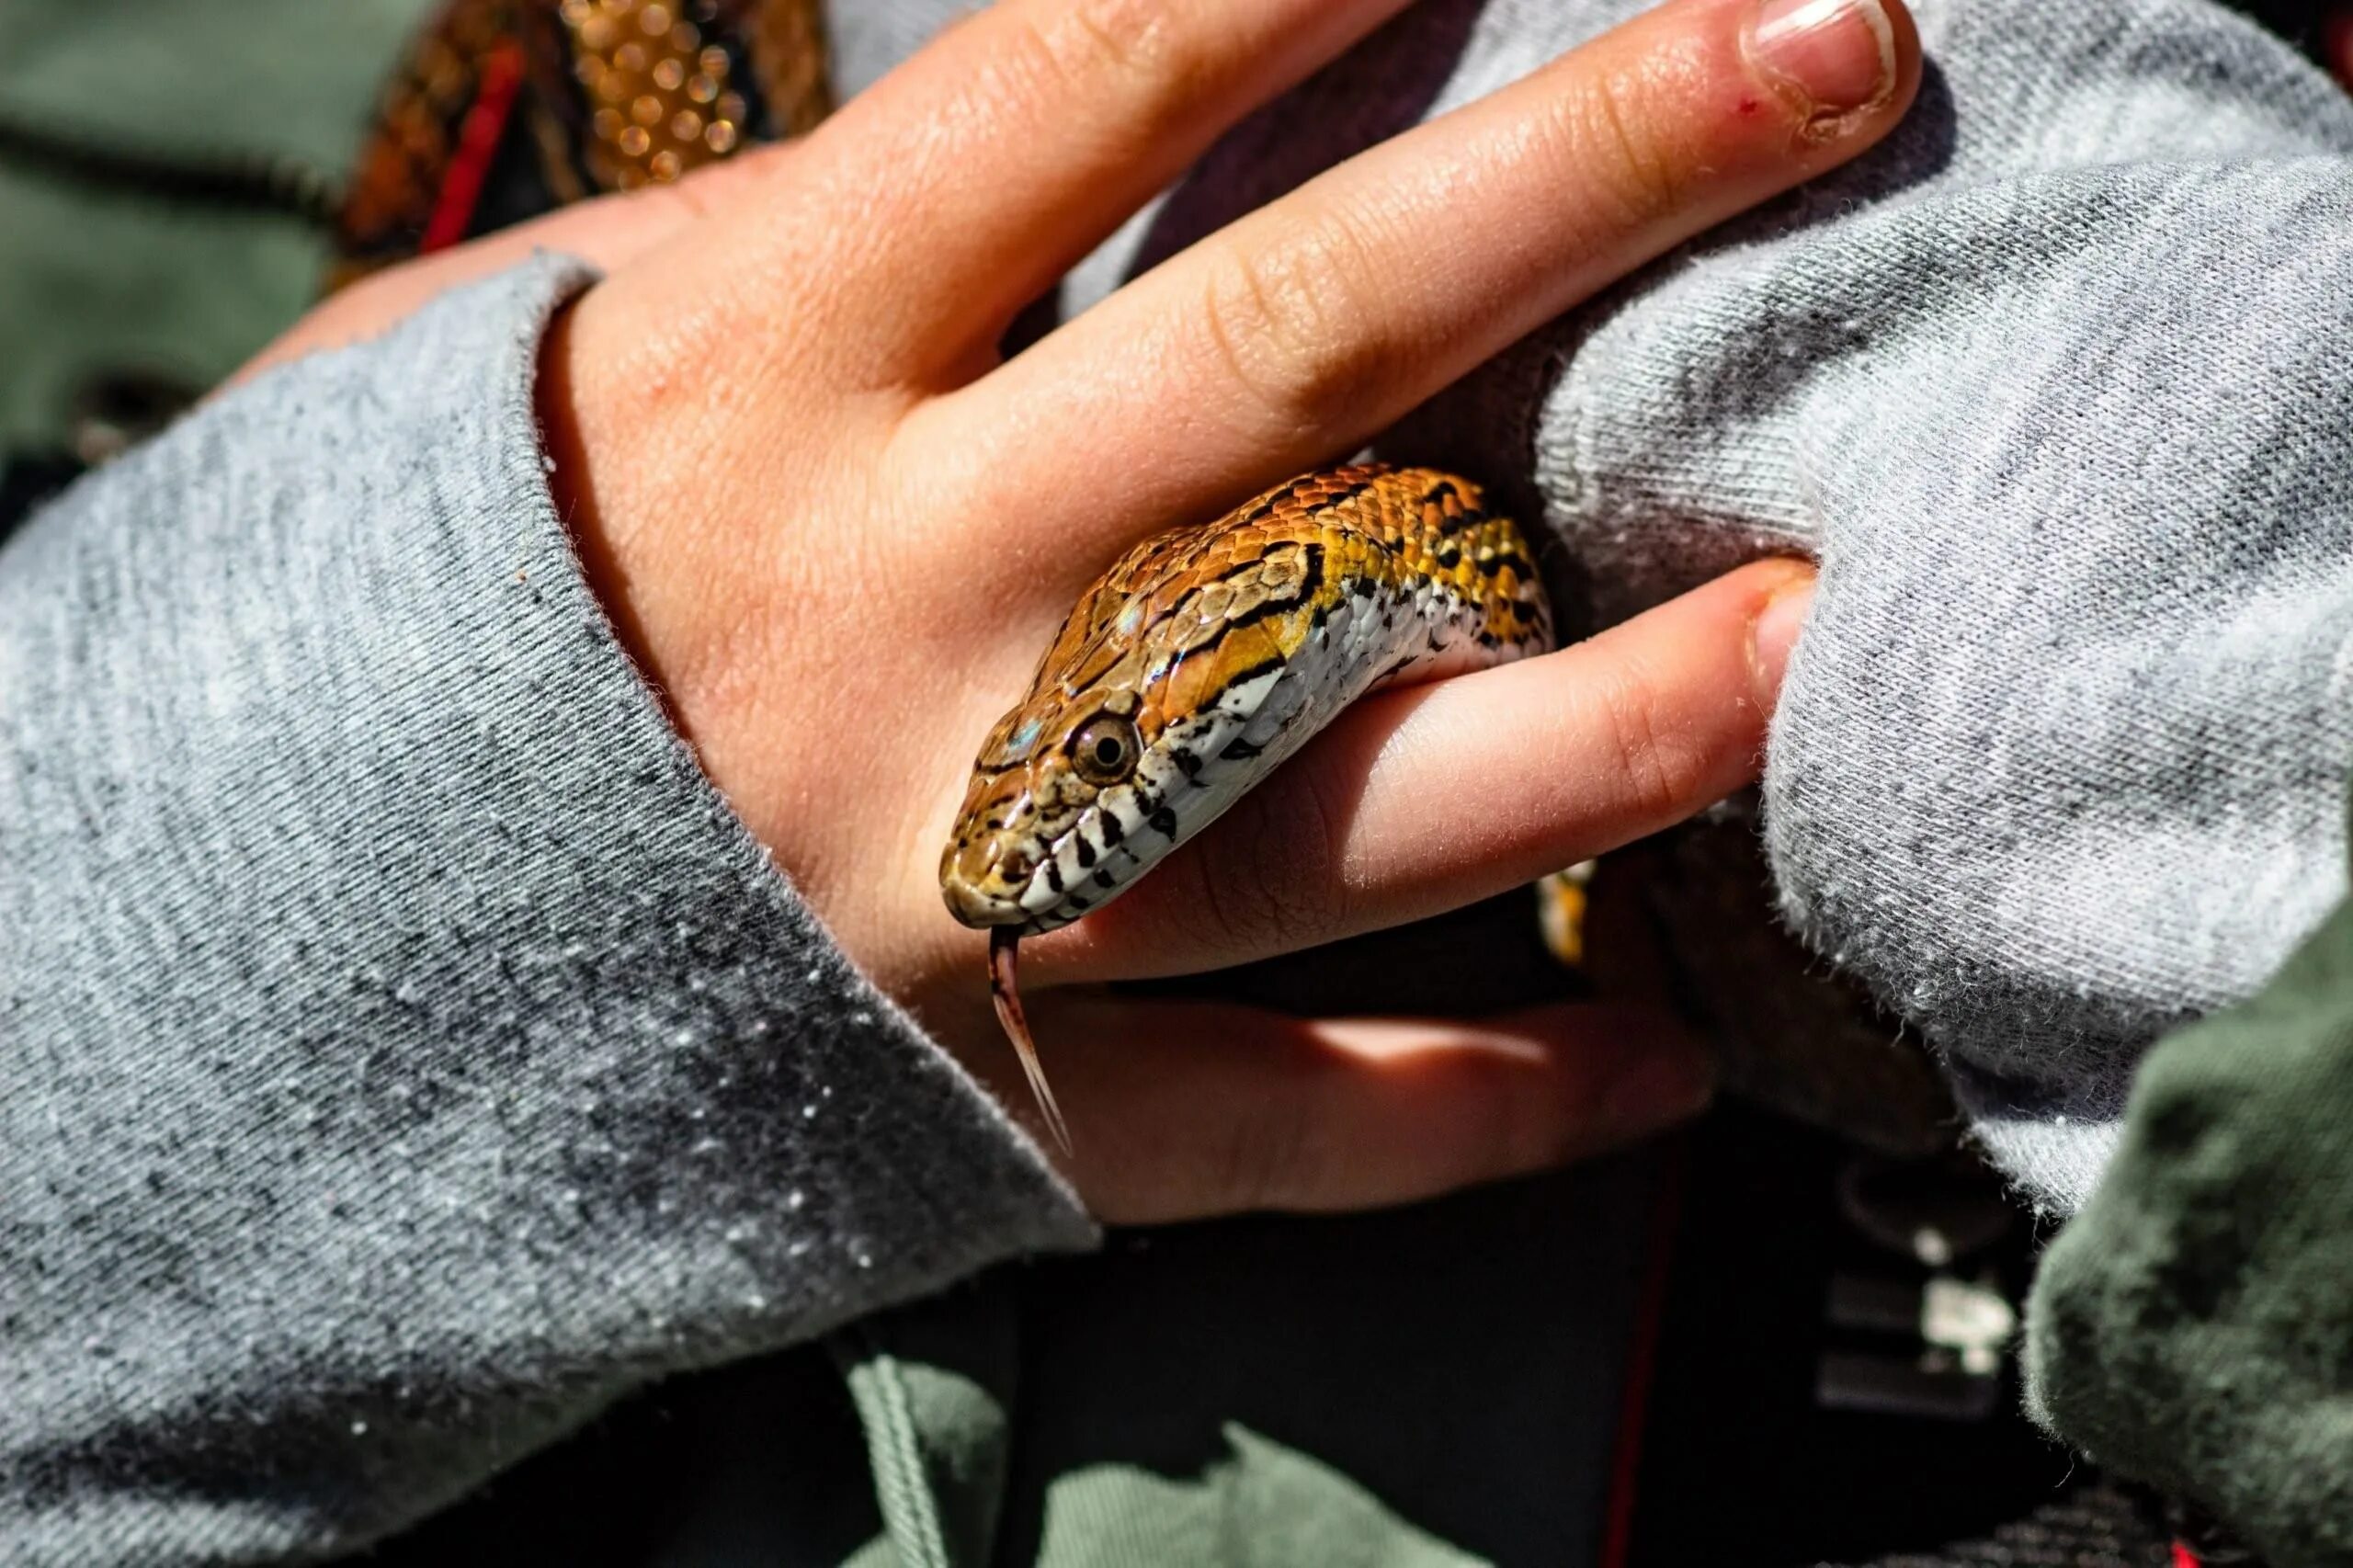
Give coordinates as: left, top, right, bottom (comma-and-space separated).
940, 464, 1552, 1147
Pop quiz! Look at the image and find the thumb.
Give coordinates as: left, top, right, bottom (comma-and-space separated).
234, 142, 798, 381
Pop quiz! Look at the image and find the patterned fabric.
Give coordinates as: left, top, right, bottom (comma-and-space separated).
330, 0, 826, 284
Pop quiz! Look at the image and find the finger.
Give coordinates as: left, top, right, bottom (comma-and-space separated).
1038, 558, 1813, 983
918, 0, 1917, 559
1004, 994, 1713, 1223
236, 145, 794, 381
702, 0, 1417, 379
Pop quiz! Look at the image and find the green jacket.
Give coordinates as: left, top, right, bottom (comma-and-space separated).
0, 0, 435, 460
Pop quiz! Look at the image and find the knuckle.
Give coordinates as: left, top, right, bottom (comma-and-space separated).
1179, 818, 1288, 962
1009, 0, 1177, 99
1186, 761, 1347, 961
1183, 846, 1266, 962
1556, 66, 1688, 229
1267, 753, 1354, 929
658, 138, 793, 220
625, 176, 713, 229
1193, 213, 1393, 438
1593, 659, 1708, 823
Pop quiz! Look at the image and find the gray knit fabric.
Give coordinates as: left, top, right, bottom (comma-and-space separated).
1038, 0, 2353, 1215
0, 257, 1094, 1565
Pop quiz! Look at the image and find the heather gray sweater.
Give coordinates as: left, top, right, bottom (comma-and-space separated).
7, 0, 2353, 1562
0, 261, 1094, 1563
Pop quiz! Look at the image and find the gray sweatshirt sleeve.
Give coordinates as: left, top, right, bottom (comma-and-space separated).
1048, 0, 2353, 1216
0, 256, 1095, 1565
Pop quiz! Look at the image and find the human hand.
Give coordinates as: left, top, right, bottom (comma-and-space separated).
253, 0, 1918, 1221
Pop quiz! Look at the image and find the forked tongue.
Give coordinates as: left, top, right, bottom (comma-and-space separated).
988, 927, 1072, 1155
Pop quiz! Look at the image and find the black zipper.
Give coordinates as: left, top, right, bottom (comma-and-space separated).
0, 105, 342, 226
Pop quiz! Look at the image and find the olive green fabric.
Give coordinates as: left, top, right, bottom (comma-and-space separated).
1022, 1426, 1483, 1568
0, 170, 316, 450
0, 0, 433, 449
0, 0, 431, 156
2026, 858, 2353, 1566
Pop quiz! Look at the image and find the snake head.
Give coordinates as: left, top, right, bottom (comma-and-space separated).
940, 683, 1161, 935
940, 467, 1542, 937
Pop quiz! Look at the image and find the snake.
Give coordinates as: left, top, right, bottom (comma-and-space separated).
939, 464, 1553, 1152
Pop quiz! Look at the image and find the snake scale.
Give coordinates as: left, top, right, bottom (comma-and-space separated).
941, 464, 1553, 1151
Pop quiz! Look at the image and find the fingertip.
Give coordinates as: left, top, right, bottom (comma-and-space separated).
1493, 1005, 1717, 1157
1590, 1031, 1719, 1142
1742, 0, 1918, 139
1746, 558, 1818, 706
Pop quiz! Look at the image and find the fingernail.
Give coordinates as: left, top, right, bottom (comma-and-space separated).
1749, 568, 1816, 700
1746, 0, 1896, 117
1603, 1045, 1718, 1135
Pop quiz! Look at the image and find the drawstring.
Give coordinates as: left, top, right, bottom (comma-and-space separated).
831, 1324, 956, 1568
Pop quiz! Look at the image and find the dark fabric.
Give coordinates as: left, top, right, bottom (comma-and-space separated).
356, 1150, 1662, 1568
1838, 1484, 2175, 1568
993, 1160, 1661, 1568
366, 1340, 886, 1568
1620, 1108, 2173, 1568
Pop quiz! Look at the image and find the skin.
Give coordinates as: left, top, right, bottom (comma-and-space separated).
247, 0, 1921, 1223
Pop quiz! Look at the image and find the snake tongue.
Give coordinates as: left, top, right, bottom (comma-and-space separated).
988, 927, 1072, 1156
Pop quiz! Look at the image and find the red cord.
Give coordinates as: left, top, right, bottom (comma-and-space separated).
1597, 1138, 1689, 1568
422, 40, 525, 252
2326, 9, 2353, 97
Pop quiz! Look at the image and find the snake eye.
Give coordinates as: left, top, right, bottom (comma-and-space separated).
1070, 714, 1142, 787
